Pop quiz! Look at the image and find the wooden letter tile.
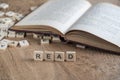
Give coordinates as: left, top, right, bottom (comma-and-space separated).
34, 51, 44, 61
52, 35, 61, 42
0, 11, 5, 17
43, 34, 52, 40
16, 32, 25, 38
66, 51, 76, 62
8, 41, 18, 47
40, 39, 50, 44
55, 51, 65, 61
7, 30, 16, 38
0, 42, 8, 50
33, 33, 40, 39
44, 51, 54, 61
19, 40, 29, 47
0, 3, 9, 9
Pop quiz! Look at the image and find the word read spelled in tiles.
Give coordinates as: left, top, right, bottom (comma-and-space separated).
66, 51, 76, 61
55, 51, 65, 61
34, 51, 44, 61
44, 51, 54, 61
19, 40, 29, 47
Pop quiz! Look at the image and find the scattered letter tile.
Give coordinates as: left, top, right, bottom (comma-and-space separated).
19, 40, 29, 47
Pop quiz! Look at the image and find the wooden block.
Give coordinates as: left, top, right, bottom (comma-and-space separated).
5, 11, 16, 17
44, 51, 54, 61
14, 13, 24, 21
52, 35, 61, 42
0, 42, 8, 50
2, 18, 13, 24
0, 23, 9, 30
33, 51, 44, 61
43, 35, 52, 40
0, 3, 9, 9
66, 51, 76, 62
16, 32, 25, 38
8, 21, 15, 28
0, 34, 5, 40
55, 51, 65, 61
1, 29, 8, 37
76, 44, 86, 49
0, 19, 14, 29
1, 39, 11, 44
40, 39, 50, 44
19, 40, 29, 47
33, 33, 40, 39
7, 30, 16, 38
0, 11, 5, 17
8, 41, 18, 47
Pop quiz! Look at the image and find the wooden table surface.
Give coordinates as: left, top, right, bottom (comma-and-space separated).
0, 0, 120, 80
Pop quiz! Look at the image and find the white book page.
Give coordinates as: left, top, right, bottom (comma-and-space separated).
67, 3, 120, 47
15, 0, 91, 34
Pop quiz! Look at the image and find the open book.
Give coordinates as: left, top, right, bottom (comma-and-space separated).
10, 0, 120, 53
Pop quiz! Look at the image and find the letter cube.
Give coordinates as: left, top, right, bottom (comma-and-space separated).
2, 18, 13, 25
7, 30, 16, 38
66, 51, 76, 61
14, 13, 24, 21
55, 51, 65, 61
1, 39, 11, 44
52, 35, 61, 42
44, 51, 54, 61
0, 34, 5, 40
8, 41, 18, 47
19, 40, 29, 47
40, 39, 50, 44
0, 3, 9, 9
33, 51, 44, 61
43, 34, 52, 40
5, 11, 16, 17
0, 42, 8, 50
33, 33, 42, 39
16, 32, 25, 38
0, 11, 5, 17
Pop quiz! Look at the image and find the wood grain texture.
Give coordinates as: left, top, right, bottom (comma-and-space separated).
0, 0, 120, 80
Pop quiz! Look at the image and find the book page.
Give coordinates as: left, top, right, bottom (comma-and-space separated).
15, 0, 91, 34
67, 3, 120, 47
